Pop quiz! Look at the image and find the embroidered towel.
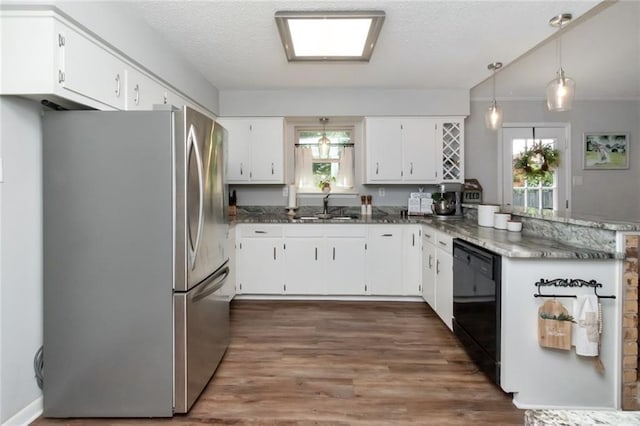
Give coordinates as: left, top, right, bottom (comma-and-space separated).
572, 295, 600, 356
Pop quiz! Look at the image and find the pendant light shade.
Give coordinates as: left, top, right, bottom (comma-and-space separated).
546, 13, 575, 111
485, 62, 503, 131
318, 117, 330, 158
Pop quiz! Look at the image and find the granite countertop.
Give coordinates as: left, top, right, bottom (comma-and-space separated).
231, 207, 618, 260
463, 204, 640, 232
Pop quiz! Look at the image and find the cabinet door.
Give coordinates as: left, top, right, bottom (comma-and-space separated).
422, 239, 437, 308
402, 119, 437, 182
250, 118, 284, 183
61, 26, 126, 109
284, 238, 324, 295
237, 238, 283, 294
365, 118, 403, 182
435, 249, 454, 330
218, 119, 251, 183
403, 226, 422, 296
366, 226, 403, 295
437, 119, 464, 183
126, 68, 167, 110
325, 237, 366, 295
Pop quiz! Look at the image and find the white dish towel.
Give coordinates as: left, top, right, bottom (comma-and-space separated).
572, 295, 600, 356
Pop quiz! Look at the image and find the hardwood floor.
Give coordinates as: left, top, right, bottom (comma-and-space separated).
33, 300, 524, 425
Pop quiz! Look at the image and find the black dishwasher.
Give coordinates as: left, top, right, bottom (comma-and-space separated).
452, 239, 502, 386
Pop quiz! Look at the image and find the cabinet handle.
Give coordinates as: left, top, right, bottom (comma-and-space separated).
333, 247, 336, 260
271, 162, 274, 175
134, 84, 140, 105
254, 230, 267, 234
425, 233, 432, 239
57, 33, 65, 47
163, 92, 168, 104
315, 247, 318, 261
376, 162, 379, 175
410, 162, 414, 175
436, 259, 440, 274
439, 241, 447, 247
57, 70, 65, 84
273, 247, 276, 260
240, 163, 243, 176
428, 254, 432, 269
115, 74, 121, 97
381, 233, 393, 237
412, 234, 415, 246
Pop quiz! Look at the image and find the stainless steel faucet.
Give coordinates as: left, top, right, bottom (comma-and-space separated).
322, 194, 330, 215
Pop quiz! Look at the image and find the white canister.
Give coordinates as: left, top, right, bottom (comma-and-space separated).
494, 213, 511, 230
478, 204, 500, 227
507, 220, 523, 232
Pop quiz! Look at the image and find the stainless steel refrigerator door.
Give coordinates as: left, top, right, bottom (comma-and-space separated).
174, 263, 230, 413
42, 111, 175, 417
180, 107, 228, 291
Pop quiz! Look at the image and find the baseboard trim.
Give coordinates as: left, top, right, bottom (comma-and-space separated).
2, 396, 42, 426
233, 295, 425, 302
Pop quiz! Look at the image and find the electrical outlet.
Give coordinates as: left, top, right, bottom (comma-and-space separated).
282, 185, 289, 197
378, 187, 385, 197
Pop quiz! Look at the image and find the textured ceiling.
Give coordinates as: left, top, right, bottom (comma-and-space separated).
122, 0, 635, 99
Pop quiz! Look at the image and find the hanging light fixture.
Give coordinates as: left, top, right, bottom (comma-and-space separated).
485, 62, 503, 131
318, 117, 330, 158
546, 13, 575, 111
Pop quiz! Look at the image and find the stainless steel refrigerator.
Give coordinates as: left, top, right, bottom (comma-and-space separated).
42, 106, 229, 417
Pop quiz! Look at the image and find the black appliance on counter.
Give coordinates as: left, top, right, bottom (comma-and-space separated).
452, 239, 502, 385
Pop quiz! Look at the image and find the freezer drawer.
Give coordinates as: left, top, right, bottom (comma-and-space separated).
174, 262, 230, 413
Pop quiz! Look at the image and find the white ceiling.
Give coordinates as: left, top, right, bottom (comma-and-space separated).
123, 0, 638, 99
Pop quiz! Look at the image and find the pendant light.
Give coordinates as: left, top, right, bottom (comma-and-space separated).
318, 117, 330, 158
546, 13, 575, 111
485, 62, 503, 131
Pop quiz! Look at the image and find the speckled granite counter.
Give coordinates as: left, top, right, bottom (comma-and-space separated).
524, 409, 640, 425
231, 206, 618, 260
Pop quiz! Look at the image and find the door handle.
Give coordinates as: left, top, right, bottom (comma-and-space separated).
187, 125, 204, 269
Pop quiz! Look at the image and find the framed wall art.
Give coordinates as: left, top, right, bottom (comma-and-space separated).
583, 132, 629, 170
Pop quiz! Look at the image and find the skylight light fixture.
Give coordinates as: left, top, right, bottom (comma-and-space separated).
275, 11, 385, 62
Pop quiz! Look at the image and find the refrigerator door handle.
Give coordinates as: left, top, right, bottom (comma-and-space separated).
187, 124, 205, 269
192, 265, 230, 302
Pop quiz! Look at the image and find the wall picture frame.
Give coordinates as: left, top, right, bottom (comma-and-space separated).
583, 132, 630, 170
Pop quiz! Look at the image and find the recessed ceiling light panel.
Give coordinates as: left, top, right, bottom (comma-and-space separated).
275, 10, 385, 62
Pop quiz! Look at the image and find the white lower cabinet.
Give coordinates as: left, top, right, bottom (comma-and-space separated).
283, 225, 324, 295
324, 226, 367, 295
434, 231, 454, 330
403, 226, 422, 296
421, 227, 437, 307
236, 225, 284, 294
366, 226, 403, 295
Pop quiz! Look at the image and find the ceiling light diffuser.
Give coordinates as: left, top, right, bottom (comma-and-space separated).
275, 11, 385, 62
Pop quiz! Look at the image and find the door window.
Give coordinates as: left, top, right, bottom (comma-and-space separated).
501, 126, 569, 212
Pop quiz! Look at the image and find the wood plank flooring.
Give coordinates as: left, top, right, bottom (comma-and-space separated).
33, 300, 524, 425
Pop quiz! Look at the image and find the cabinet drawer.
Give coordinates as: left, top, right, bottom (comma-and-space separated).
238, 225, 283, 237
436, 232, 453, 254
422, 226, 437, 245
325, 225, 367, 238
283, 225, 323, 237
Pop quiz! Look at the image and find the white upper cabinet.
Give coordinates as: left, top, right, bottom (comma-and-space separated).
365, 117, 438, 184
436, 119, 465, 183
0, 10, 211, 115
126, 68, 169, 111
59, 24, 127, 110
217, 118, 284, 184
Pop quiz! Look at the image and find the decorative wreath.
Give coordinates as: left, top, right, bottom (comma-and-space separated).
513, 143, 560, 181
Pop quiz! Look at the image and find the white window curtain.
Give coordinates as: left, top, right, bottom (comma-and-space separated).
335, 146, 354, 188
294, 146, 314, 189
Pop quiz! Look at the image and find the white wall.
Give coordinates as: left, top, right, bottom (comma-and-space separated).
0, 97, 43, 424
220, 88, 469, 117
465, 99, 640, 220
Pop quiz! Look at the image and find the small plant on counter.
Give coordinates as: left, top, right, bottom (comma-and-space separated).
539, 312, 576, 323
